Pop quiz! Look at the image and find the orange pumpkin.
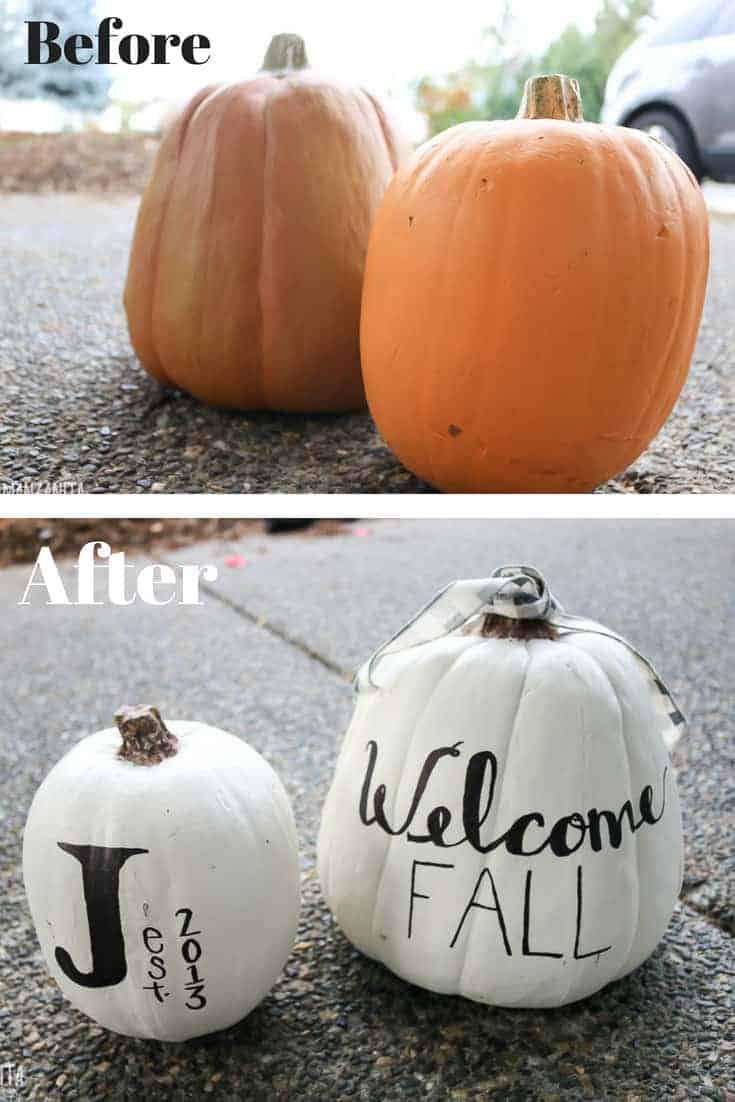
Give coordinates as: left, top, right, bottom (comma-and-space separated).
361, 75, 710, 492
124, 34, 409, 412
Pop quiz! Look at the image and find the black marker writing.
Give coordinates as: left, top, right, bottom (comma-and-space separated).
360, 740, 668, 859
55, 843, 148, 988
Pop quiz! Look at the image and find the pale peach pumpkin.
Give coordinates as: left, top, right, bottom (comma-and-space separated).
124, 34, 409, 412
360, 75, 710, 492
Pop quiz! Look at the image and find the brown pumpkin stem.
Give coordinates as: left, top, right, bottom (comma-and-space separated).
115, 705, 179, 766
260, 33, 309, 74
517, 74, 584, 123
474, 613, 559, 641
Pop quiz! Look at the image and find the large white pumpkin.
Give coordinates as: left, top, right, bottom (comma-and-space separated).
318, 567, 684, 1008
24, 706, 300, 1041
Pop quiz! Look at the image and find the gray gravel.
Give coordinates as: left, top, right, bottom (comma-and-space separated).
0, 195, 733, 494
0, 520, 732, 1100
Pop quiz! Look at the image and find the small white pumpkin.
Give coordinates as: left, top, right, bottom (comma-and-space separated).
23, 706, 300, 1041
318, 567, 684, 1008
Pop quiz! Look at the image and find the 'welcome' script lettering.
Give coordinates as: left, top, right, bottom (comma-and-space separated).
359, 740, 668, 858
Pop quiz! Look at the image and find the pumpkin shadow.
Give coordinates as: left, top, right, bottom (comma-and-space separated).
75, 365, 435, 493
37, 903, 722, 1099
308, 905, 706, 1077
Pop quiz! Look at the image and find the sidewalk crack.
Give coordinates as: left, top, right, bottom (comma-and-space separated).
184, 571, 353, 683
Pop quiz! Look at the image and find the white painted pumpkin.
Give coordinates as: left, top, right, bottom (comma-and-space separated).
318, 567, 684, 1008
23, 706, 300, 1041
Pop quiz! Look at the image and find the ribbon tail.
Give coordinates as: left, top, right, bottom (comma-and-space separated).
550, 613, 686, 749
356, 577, 501, 692
355, 573, 684, 754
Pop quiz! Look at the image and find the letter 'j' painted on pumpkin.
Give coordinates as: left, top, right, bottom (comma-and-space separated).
54, 843, 149, 988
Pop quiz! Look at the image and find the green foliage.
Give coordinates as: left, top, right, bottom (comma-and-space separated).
543, 25, 604, 119
482, 55, 537, 121
543, 0, 654, 120
417, 0, 654, 134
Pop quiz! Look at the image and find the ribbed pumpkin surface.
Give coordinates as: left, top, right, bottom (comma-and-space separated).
361, 103, 709, 491
125, 38, 408, 412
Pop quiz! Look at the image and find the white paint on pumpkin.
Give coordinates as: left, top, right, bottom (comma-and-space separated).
23, 721, 300, 1041
317, 631, 683, 1008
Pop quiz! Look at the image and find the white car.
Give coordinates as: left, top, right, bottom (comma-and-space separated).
602, 0, 735, 181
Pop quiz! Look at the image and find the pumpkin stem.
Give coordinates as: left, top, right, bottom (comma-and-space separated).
260, 33, 309, 74
476, 613, 558, 641
517, 74, 584, 123
115, 705, 179, 766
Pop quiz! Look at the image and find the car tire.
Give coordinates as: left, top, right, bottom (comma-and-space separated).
627, 109, 703, 181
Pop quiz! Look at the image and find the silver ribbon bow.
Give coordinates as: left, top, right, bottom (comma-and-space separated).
357, 565, 685, 750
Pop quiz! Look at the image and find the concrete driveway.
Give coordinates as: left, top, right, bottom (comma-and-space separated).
703, 182, 735, 216
0, 193, 733, 494
1, 520, 732, 1099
